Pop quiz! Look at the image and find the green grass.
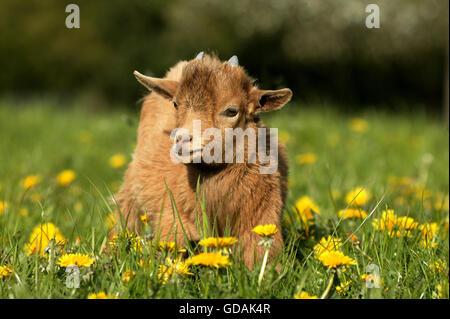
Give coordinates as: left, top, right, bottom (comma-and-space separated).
0, 98, 448, 299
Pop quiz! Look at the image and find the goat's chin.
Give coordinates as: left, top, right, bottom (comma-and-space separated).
185, 161, 227, 174
182, 152, 228, 170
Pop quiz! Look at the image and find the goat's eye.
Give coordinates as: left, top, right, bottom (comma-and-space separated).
223, 108, 239, 117
173, 101, 178, 108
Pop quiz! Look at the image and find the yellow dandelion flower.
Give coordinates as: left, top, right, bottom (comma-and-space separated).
345, 187, 371, 207
361, 273, 383, 287
414, 187, 432, 201
24, 222, 66, 257
0, 265, 13, 279
122, 270, 136, 283
74, 201, 83, 212
109, 154, 127, 168
372, 210, 418, 238
252, 224, 278, 238
157, 241, 187, 253
88, 292, 118, 299
336, 280, 352, 295
294, 291, 318, 299
443, 217, 449, 235
167, 258, 193, 276
313, 236, 343, 258
23, 175, 41, 190
437, 281, 449, 298
419, 222, 438, 245
30, 193, 42, 203
0, 201, 9, 215
109, 232, 143, 253
434, 193, 449, 212
140, 214, 148, 224
338, 208, 368, 220
430, 259, 448, 276
57, 253, 95, 268
388, 175, 414, 189
419, 222, 439, 248
396, 216, 419, 230
20, 208, 28, 217
106, 213, 117, 228
56, 170, 76, 186
372, 209, 397, 231
294, 196, 320, 223
349, 118, 369, 133
198, 237, 238, 248
372, 209, 398, 237
420, 223, 439, 241
318, 250, 357, 269
158, 258, 193, 284
296, 153, 317, 165
186, 252, 232, 268
420, 240, 437, 249
157, 264, 173, 284
361, 273, 370, 281
331, 190, 342, 200
278, 130, 290, 144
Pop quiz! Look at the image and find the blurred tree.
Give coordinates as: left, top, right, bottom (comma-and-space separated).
0, 0, 448, 112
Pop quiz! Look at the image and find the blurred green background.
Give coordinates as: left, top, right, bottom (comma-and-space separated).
0, 0, 448, 113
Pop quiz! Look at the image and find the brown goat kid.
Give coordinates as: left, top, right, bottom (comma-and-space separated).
111, 53, 292, 268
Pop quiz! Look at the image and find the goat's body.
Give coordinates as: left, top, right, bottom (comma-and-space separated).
112, 60, 289, 268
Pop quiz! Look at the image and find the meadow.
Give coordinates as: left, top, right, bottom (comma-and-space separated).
0, 98, 448, 299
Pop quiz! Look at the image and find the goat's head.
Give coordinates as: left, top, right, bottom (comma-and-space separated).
134, 53, 292, 164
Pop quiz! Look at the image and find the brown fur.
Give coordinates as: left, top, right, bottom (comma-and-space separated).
110, 54, 292, 268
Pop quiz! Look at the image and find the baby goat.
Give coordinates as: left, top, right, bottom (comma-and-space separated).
111, 53, 292, 268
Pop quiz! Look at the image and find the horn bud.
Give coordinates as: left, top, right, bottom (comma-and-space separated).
195, 51, 205, 60
227, 55, 239, 67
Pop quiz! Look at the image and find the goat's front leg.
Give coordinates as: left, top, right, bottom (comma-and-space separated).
152, 203, 202, 247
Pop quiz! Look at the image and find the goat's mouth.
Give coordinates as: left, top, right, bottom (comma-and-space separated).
189, 148, 203, 155
172, 147, 204, 163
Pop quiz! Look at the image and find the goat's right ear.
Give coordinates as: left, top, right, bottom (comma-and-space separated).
133, 71, 178, 100
249, 88, 292, 114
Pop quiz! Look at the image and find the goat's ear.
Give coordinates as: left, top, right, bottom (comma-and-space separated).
250, 88, 292, 113
133, 71, 178, 99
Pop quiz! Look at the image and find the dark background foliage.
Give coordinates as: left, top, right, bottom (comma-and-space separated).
0, 0, 448, 113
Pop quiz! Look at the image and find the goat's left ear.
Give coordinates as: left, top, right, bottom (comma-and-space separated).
250, 88, 293, 113
133, 71, 178, 100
